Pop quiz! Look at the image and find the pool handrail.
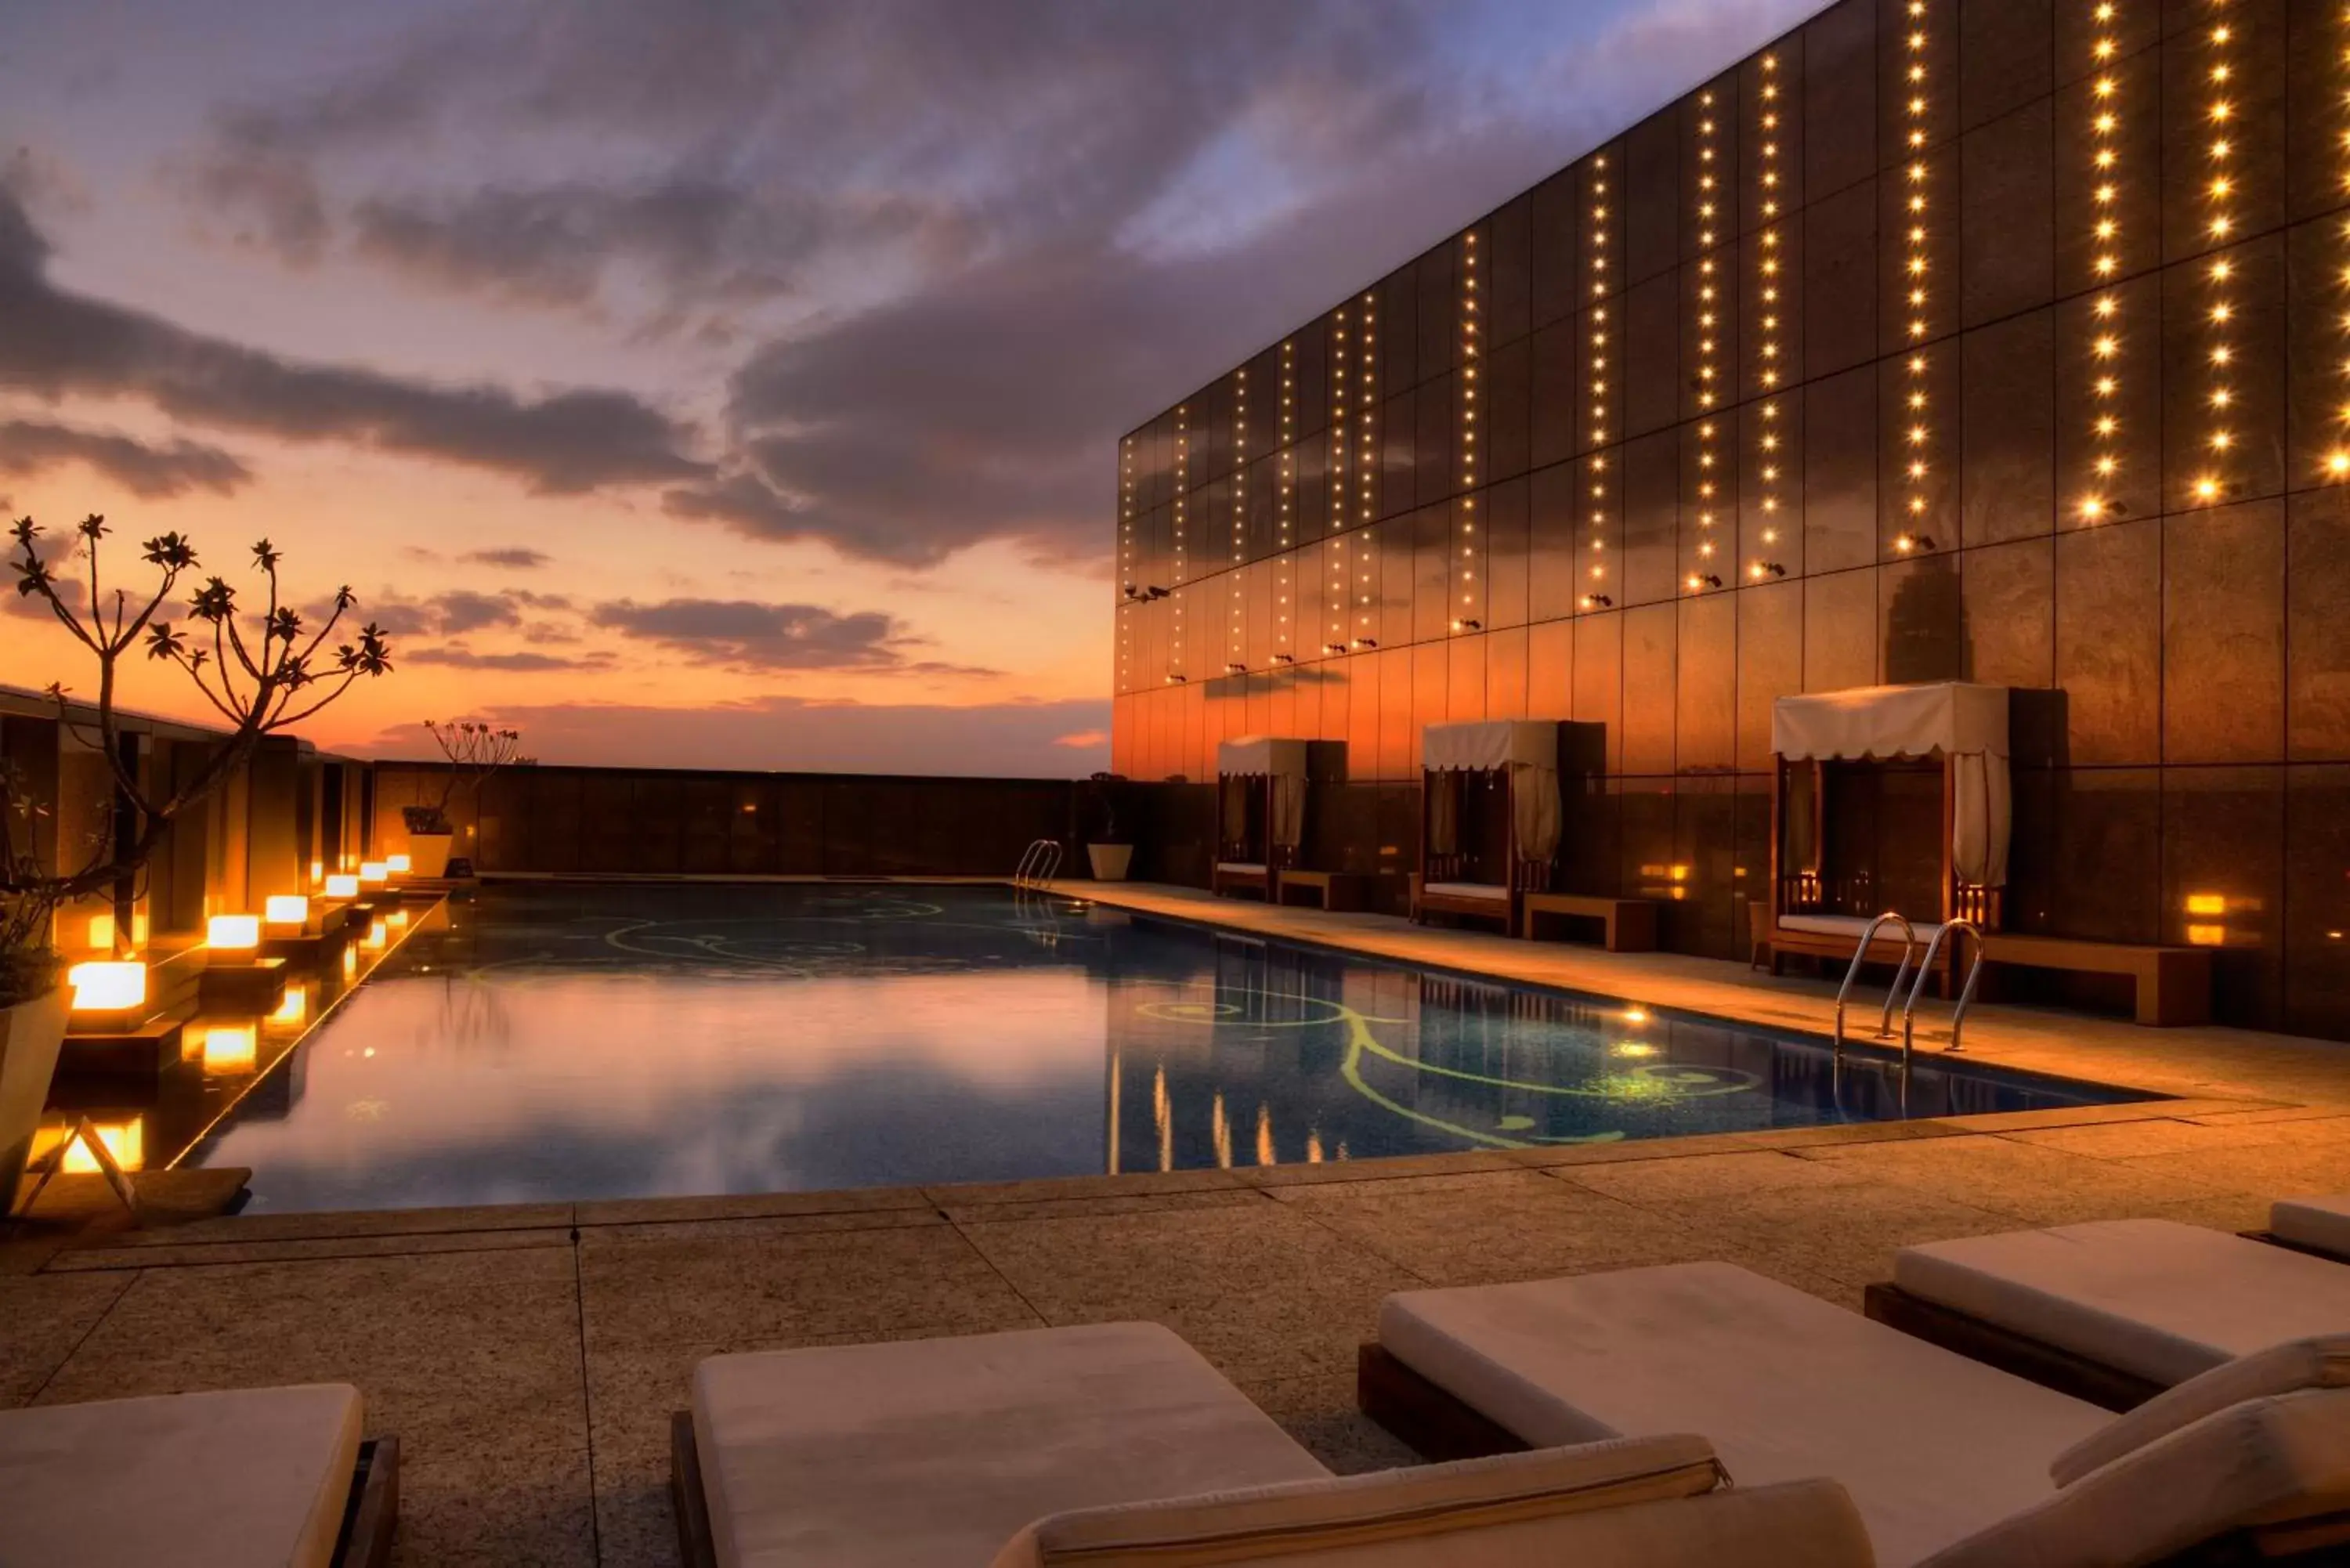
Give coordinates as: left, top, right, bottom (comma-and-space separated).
1902, 918, 1986, 1062
1832, 911, 1917, 1057
1013, 839, 1064, 890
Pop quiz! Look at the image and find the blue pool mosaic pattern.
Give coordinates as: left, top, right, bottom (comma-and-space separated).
194, 883, 2149, 1212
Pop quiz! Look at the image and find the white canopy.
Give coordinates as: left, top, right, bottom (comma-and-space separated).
1422, 721, 1557, 772
1772, 682, 2012, 891
1423, 721, 1561, 865
1217, 736, 1309, 853
1217, 737, 1309, 779
1771, 681, 2008, 763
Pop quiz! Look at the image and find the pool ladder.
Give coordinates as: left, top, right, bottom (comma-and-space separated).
1013, 838, 1064, 890
1831, 912, 1987, 1067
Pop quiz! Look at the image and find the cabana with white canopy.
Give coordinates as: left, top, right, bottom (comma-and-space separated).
1412, 721, 1563, 929
1211, 736, 1309, 900
1766, 681, 2010, 978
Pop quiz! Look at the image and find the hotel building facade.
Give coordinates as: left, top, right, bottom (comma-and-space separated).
1108, 0, 2350, 1039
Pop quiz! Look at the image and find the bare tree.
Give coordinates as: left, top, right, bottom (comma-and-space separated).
2, 513, 393, 1003
403, 719, 526, 835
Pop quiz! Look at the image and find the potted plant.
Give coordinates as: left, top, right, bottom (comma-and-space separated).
1084, 771, 1133, 882
403, 720, 523, 878
0, 765, 67, 1212
3, 514, 392, 1206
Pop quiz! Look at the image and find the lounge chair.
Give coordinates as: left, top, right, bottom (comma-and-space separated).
667, 1319, 1871, 1567
1866, 1216, 2350, 1408
1359, 1260, 2350, 1566
2259, 1195, 2350, 1261
0, 1382, 396, 1566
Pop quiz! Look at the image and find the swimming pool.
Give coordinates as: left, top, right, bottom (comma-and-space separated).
190, 882, 2149, 1212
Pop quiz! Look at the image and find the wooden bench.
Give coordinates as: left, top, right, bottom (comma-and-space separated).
1519, 892, 1658, 952
1274, 869, 1368, 912
1979, 932, 2213, 1028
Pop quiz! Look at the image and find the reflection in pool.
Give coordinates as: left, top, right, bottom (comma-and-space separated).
190, 883, 2151, 1212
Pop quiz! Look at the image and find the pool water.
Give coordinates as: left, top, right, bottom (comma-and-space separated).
191, 883, 2150, 1212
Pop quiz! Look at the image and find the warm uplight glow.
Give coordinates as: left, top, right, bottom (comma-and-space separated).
67, 961, 146, 1013
360, 862, 389, 884
202, 1023, 258, 1071
2186, 923, 2227, 947
387, 909, 410, 929
309, 860, 325, 885
39, 1118, 145, 1175
2186, 892, 2228, 916
324, 873, 360, 899
206, 914, 262, 950
269, 986, 309, 1028
85, 912, 114, 950
386, 853, 412, 874
1622, 1006, 1650, 1024
265, 895, 309, 927
342, 945, 359, 978
363, 920, 389, 950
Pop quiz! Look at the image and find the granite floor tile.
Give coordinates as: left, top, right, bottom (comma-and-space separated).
0, 1271, 134, 1407
1555, 1148, 1877, 1210
955, 1203, 1419, 1383
102, 1201, 576, 1248
2100, 1141, 2350, 1201
941, 1188, 1268, 1225
1235, 1372, 1421, 1475
1790, 1134, 2234, 1223
38, 1248, 598, 1567
574, 1187, 930, 1229
1272, 1169, 1713, 1288
43, 1227, 574, 1271
579, 1218, 1041, 1353
1658, 1179, 2023, 1290
2000, 1118, 2316, 1159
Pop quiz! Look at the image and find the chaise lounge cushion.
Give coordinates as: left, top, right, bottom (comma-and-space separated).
0, 1382, 363, 1568
2270, 1195, 2350, 1260
691, 1322, 1329, 1568
1920, 1388, 2350, 1568
2048, 1335, 2350, 1487
1893, 1218, 2350, 1388
1379, 1261, 2103, 1566
991, 1433, 1723, 1566
1000, 1461, 1872, 1568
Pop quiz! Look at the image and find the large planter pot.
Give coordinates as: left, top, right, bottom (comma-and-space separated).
405, 831, 454, 880
0, 985, 68, 1208
1087, 843, 1134, 882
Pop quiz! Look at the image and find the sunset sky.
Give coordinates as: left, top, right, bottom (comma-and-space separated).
1, 0, 1810, 775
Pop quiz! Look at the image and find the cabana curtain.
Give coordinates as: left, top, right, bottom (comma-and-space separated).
1421, 721, 1561, 864
1217, 737, 1309, 852
1770, 682, 2011, 887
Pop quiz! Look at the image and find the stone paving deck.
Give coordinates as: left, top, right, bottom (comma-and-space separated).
2, 882, 2348, 1565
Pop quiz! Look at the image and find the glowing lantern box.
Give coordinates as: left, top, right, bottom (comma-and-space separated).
68, 960, 147, 1015
206, 914, 262, 952
324, 874, 361, 900
61, 963, 186, 1078
197, 1021, 259, 1072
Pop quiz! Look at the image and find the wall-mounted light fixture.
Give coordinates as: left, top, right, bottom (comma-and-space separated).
1271, 652, 1294, 665
1683, 573, 1723, 591
1224, 662, 1247, 676
1450, 618, 1482, 633
1893, 534, 1936, 555
1350, 636, 1379, 649
1165, 673, 1188, 685
1748, 562, 1787, 580
1323, 641, 1347, 656
1580, 594, 1614, 610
